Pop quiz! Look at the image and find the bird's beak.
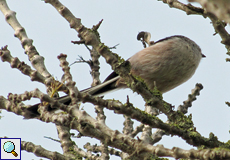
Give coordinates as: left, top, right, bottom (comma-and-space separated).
202, 54, 206, 58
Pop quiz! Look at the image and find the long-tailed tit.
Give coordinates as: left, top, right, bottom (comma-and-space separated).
25, 32, 205, 118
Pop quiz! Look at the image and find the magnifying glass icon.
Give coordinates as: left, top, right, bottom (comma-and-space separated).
3, 141, 18, 157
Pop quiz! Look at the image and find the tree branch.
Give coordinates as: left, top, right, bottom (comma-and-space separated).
0, 0, 52, 77
161, 0, 230, 53
21, 140, 74, 160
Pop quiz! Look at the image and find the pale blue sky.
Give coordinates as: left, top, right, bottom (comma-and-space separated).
0, 0, 229, 159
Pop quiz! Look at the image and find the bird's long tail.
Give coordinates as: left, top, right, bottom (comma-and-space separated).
24, 75, 120, 119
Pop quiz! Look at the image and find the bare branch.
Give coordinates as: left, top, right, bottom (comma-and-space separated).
151, 129, 166, 144
0, 46, 45, 83
95, 105, 106, 124
140, 105, 159, 144
178, 83, 203, 114
189, 0, 230, 24
89, 47, 101, 87
79, 93, 224, 148
99, 142, 110, 160
123, 115, 134, 135
92, 19, 103, 31
0, 0, 51, 77
18, 139, 230, 160
72, 145, 99, 160
161, 0, 230, 53
56, 125, 73, 154
1, 87, 228, 159
108, 44, 119, 49
58, 54, 80, 105
21, 140, 74, 160
130, 124, 144, 138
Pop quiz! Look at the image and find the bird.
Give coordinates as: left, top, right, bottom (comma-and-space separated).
25, 33, 205, 118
